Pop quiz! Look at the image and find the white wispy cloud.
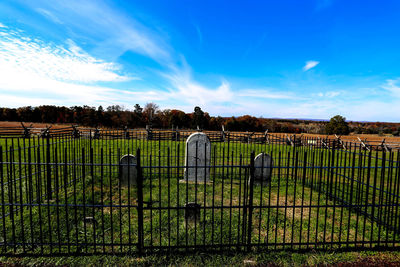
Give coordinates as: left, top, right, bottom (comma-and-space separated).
194, 24, 203, 44
0, 94, 62, 107
0, 27, 131, 83
303, 60, 319, 71
165, 66, 233, 106
35, 8, 63, 24
382, 79, 400, 97
29, 0, 172, 63
3, 1, 299, 114
5, 2, 398, 122
237, 89, 300, 100
0, 24, 155, 107
317, 91, 341, 98
0, 20, 235, 110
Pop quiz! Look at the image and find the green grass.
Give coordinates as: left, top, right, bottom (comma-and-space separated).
2, 250, 400, 266
0, 137, 400, 257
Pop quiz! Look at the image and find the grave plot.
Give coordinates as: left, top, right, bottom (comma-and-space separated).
0, 131, 399, 255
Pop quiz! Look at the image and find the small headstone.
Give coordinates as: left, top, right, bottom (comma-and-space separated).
23, 128, 31, 139
93, 128, 101, 139
72, 126, 80, 138
124, 126, 130, 139
83, 216, 97, 226
146, 125, 153, 140
40, 128, 50, 138
254, 153, 273, 184
243, 259, 257, 266
119, 154, 137, 186
185, 202, 201, 223
183, 132, 211, 182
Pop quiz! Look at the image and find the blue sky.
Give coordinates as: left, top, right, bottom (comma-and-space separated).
0, 0, 400, 121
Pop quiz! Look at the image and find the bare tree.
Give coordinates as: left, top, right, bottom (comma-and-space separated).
143, 102, 159, 124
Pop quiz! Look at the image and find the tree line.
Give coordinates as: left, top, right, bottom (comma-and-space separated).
0, 104, 399, 135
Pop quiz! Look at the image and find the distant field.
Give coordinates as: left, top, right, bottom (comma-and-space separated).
0, 120, 399, 145
0, 121, 76, 130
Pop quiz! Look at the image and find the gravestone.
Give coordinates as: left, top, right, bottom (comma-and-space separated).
183, 132, 211, 182
119, 154, 137, 186
93, 128, 101, 139
184, 202, 201, 224
254, 153, 273, 184
124, 126, 130, 139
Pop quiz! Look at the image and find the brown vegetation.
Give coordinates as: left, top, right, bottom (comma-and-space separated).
1, 104, 400, 138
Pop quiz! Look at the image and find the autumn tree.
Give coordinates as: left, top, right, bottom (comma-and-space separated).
16, 106, 34, 122
193, 106, 208, 129
325, 115, 350, 135
96, 106, 104, 126
134, 104, 143, 114
143, 102, 159, 125
208, 116, 225, 130
169, 109, 189, 128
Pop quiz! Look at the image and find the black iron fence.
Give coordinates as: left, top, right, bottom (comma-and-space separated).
1, 125, 400, 151
0, 131, 400, 255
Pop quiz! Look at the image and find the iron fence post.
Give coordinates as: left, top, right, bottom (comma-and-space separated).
136, 148, 144, 254
247, 151, 255, 252
46, 135, 52, 200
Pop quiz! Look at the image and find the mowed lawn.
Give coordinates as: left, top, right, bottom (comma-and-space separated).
0, 136, 399, 257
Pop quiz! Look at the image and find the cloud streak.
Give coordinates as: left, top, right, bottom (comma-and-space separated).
237, 89, 300, 100
0, 27, 132, 83
35, 8, 63, 24
1, 2, 310, 116
164, 66, 233, 106
382, 79, 400, 98
29, 0, 172, 64
303, 60, 319, 71
3, 1, 400, 122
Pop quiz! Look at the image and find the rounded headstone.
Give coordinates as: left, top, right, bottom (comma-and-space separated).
184, 132, 211, 182
184, 202, 201, 223
119, 154, 137, 186
254, 153, 273, 184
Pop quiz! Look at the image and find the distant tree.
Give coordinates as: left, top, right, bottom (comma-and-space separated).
143, 102, 159, 125
169, 109, 189, 128
16, 106, 34, 122
262, 119, 278, 132
236, 115, 261, 131
106, 105, 124, 113
39, 105, 58, 123
393, 127, 400, 136
134, 104, 143, 114
1, 108, 18, 121
325, 115, 350, 135
225, 116, 239, 131
155, 109, 171, 128
208, 116, 225, 130
128, 104, 143, 128
81, 106, 96, 126
96, 106, 104, 126
193, 106, 206, 129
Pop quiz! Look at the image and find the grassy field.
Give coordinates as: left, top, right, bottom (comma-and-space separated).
0, 136, 399, 258
1, 250, 400, 266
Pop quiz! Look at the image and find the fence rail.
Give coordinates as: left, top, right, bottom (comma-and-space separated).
1, 125, 400, 151
0, 131, 399, 255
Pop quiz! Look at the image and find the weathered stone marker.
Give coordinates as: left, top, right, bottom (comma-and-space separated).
93, 128, 101, 139
254, 153, 273, 184
183, 132, 211, 182
83, 216, 97, 226
184, 202, 201, 224
119, 154, 137, 186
